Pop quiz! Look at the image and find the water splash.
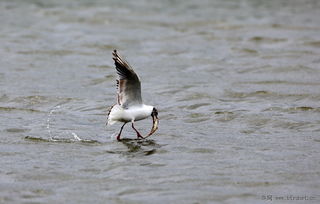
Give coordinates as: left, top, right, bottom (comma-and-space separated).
72, 132, 82, 141
47, 105, 83, 142
47, 105, 61, 140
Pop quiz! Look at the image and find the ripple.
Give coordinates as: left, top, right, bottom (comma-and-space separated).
88, 77, 109, 85
88, 64, 112, 69
190, 148, 216, 153
6, 128, 29, 133
184, 113, 210, 123
24, 136, 101, 144
10, 95, 72, 106
232, 47, 258, 54
84, 44, 115, 51
249, 36, 287, 43
263, 106, 320, 113
185, 103, 211, 110
233, 181, 280, 187
247, 118, 271, 127
0, 106, 42, 113
224, 90, 272, 99
17, 49, 94, 56
240, 65, 317, 74
272, 121, 310, 131
214, 111, 236, 122
0, 94, 9, 102
178, 92, 213, 102
11, 95, 48, 103
241, 80, 320, 86
287, 106, 319, 112
225, 90, 320, 101
304, 40, 320, 47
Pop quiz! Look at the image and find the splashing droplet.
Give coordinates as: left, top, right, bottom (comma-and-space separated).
72, 132, 82, 141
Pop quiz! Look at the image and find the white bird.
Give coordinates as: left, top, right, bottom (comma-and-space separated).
107, 50, 159, 141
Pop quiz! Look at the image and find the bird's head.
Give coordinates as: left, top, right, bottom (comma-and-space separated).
151, 107, 158, 119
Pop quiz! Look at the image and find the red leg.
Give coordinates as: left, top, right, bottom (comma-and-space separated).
117, 122, 127, 141
131, 122, 144, 139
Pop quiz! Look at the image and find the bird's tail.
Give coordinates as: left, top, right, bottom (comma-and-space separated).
106, 104, 116, 126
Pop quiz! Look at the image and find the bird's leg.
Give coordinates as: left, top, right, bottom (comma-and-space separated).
117, 122, 127, 141
131, 121, 144, 139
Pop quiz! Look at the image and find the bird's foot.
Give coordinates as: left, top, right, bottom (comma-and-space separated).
137, 133, 144, 140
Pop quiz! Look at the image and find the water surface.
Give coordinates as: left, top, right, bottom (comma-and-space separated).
1, 0, 320, 203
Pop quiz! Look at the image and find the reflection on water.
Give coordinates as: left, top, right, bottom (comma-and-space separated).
1, 0, 320, 203
107, 138, 160, 157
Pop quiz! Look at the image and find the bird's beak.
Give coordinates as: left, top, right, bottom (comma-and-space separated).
145, 114, 159, 138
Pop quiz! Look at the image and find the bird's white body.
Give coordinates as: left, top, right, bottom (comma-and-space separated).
108, 104, 153, 125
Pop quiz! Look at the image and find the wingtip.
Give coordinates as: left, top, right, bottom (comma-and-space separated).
112, 50, 118, 62
112, 49, 134, 71
112, 49, 119, 59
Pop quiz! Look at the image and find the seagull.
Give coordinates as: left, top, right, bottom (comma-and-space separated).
107, 50, 159, 141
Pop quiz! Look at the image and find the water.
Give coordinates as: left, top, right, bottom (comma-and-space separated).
1, 0, 320, 203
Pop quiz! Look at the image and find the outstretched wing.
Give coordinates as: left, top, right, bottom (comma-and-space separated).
112, 50, 142, 108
